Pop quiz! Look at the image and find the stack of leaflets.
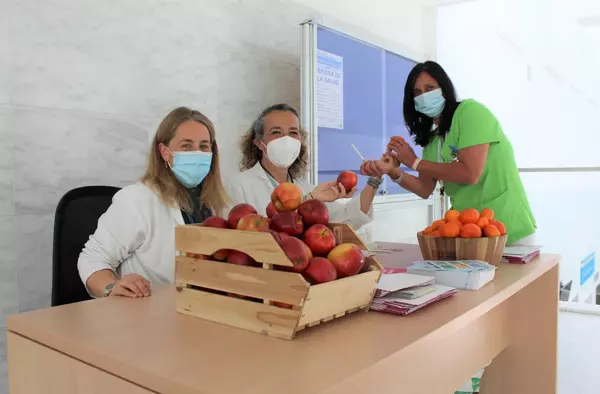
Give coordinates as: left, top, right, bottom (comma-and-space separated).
502, 245, 542, 264
406, 260, 496, 290
370, 268, 458, 316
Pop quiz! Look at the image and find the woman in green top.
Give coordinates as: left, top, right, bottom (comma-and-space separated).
363, 60, 536, 393
364, 61, 536, 246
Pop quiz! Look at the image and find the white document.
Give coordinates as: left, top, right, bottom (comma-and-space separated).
316, 49, 344, 129
502, 245, 543, 257
376, 273, 434, 293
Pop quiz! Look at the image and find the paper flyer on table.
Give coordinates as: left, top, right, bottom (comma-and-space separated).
316, 49, 344, 130
410, 260, 495, 272
376, 273, 434, 292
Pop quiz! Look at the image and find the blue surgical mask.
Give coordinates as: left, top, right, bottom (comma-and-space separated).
169, 150, 213, 188
414, 88, 446, 118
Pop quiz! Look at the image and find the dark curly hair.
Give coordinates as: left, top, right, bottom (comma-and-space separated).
240, 104, 309, 178
403, 61, 461, 147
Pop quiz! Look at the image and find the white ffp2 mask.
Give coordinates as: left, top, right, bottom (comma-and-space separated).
263, 136, 301, 168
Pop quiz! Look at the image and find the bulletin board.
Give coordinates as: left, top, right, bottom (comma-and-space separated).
301, 22, 421, 196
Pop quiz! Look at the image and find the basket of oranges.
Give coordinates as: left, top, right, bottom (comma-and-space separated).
416, 208, 508, 266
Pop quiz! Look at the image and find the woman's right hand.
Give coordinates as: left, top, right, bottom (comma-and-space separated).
311, 181, 356, 202
110, 274, 151, 297
360, 156, 399, 177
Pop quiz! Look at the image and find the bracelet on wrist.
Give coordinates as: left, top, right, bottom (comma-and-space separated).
367, 177, 383, 189
411, 158, 422, 171
103, 282, 116, 297
392, 171, 405, 185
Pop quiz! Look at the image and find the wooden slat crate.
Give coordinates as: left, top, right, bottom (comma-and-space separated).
175, 223, 382, 339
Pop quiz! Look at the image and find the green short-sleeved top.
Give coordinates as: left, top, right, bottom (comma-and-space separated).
422, 99, 536, 244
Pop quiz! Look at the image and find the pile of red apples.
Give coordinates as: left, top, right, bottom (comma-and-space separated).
195, 173, 366, 294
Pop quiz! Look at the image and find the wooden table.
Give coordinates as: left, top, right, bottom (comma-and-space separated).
6, 244, 559, 394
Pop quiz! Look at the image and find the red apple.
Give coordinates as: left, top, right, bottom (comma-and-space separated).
228, 203, 257, 229
236, 214, 269, 232
266, 202, 278, 218
261, 229, 281, 244
327, 243, 365, 277
279, 237, 310, 273
304, 257, 337, 284
305, 244, 313, 260
227, 250, 255, 266
337, 171, 358, 193
212, 249, 230, 261
201, 216, 229, 229
303, 224, 337, 256
271, 211, 304, 236
278, 232, 291, 241
271, 182, 302, 212
297, 199, 329, 226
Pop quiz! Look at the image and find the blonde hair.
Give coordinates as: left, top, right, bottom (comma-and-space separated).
240, 104, 309, 178
141, 107, 228, 214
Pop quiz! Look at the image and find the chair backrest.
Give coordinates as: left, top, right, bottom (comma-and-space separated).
52, 186, 121, 306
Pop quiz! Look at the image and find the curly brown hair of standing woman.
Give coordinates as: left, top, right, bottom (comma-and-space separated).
239, 104, 309, 179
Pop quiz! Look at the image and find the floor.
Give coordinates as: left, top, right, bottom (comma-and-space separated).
557, 311, 600, 394
0, 311, 598, 393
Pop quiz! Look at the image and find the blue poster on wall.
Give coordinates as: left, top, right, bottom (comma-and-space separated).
580, 252, 595, 286
315, 26, 420, 195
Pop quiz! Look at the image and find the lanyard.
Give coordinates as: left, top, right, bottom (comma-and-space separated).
437, 137, 446, 219
438, 137, 444, 196
182, 210, 196, 224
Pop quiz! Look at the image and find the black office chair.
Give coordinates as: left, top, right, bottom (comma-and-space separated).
51, 186, 121, 306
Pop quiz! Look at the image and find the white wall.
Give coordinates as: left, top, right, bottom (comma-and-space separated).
437, 0, 600, 168
290, 0, 437, 59
0, 0, 435, 391
436, 0, 600, 300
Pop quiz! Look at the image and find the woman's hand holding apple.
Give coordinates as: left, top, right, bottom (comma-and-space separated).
311, 181, 356, 202
386, 136, 418, 168
361, 155, 399, 178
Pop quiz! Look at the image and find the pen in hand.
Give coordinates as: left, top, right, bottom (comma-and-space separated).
350, 144, 366, 162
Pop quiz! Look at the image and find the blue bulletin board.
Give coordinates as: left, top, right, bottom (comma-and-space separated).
310, 25, 420, 195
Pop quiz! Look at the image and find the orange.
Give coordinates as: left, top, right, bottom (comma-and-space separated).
431, 220, 446, 231
484, 224, 501, 237
460, 223, 482, 238
459, 208, 480, 225
423, 226, 434, 235
447, 219, 463, 229
490, 219, 506, 235
441, 221, 461, 238
444, 209, 461, 222
476, 217, 489, 229
480, 208, 494, 220
430, 231, 441, 237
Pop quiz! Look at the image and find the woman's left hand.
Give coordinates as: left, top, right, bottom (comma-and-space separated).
311, 181, 357, 202
386, 137, 418, 168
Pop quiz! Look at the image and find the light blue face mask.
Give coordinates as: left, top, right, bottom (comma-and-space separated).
414, 88, 446, 118
168, 150, 213, 188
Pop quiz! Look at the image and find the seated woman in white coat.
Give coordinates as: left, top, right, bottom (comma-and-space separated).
226, 103, 379, 230
78, 107, 228, 298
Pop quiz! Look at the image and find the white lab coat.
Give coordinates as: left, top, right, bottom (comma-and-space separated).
225, 163, 372, 230
78, 182, 185, 296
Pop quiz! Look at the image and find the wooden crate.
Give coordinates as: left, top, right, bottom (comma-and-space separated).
174, 223, 382, 339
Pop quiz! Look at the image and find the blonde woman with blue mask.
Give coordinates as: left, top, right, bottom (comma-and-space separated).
226, 103, 378, 231
78, 107, 228, 298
